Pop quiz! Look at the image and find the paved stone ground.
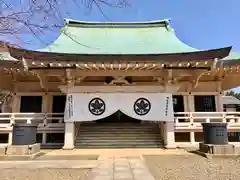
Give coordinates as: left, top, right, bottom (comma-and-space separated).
87, 156, 155, 180
0, 156, 155, 180
1, 150, 239, 180
144, 154, 240, 180
0, 169, 89, 180
0, 160, 98, 169
45, 149, 188, 156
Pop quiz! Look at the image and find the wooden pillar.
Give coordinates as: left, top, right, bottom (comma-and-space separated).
215, 94, 223, 112
42, 93, 53, 145
187, 92, 195, 144
8, 93, 20, 145
63, 122, 75, 150
164, 121, 176, 148
216, 82, 223, 112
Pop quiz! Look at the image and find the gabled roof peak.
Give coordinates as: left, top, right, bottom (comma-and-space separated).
64, 18, 172, 30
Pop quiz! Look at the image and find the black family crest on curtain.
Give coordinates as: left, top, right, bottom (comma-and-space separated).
134, 98, 151, 116
88, 98, 106, 116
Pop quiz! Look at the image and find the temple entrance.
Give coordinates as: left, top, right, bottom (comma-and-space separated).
96, 111, 141, 123
75, 112, 163, 148
67, 92, 171, 148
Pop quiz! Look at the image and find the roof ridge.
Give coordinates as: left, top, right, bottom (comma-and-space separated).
64, 18, 172, 29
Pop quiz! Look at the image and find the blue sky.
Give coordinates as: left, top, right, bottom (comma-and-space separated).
31, 0, 240, 52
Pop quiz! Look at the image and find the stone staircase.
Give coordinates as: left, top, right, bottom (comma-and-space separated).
75, 122, 164, 148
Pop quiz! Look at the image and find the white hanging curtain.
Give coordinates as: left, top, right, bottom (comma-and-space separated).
119, 93, 173, 121
64, 93, 174, 122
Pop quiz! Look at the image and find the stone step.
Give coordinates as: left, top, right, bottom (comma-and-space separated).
80, 122, 158, 125
78, 130, 159, 133
79, 129, 159, 131
78, 131, 160, 134
79, 133, 160, 136
75, 144, 163, 148
80, 123, 159, 125
75, 136, 163, 141
76, 136, 162, 140
75, 139, 163, 143
78, 127, 160, 131
75, 142, 162, 147
79, 126, 159, 129
79, 124, 157, 129
79, 126, 160, 130
79, 128, 159, 131
75, 138, 162, 144
76, 134, 161, 138
75, 123, 162, 148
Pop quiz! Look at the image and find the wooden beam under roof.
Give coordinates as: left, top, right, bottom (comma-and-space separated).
26, 69, 206, 77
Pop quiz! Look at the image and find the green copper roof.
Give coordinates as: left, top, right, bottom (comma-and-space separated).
39, 19, 199, 54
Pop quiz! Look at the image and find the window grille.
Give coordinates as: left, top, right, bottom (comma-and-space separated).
194, 95, 216, 112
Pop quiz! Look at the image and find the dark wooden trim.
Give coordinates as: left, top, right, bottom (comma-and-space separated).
163, 66, 210, 70
8, 46, 232, 62
28, 66, 210, 71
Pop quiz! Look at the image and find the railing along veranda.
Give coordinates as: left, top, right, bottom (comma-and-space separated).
174, 112, 240, 131
0, 112, 240, 132
0, 113, 64, 132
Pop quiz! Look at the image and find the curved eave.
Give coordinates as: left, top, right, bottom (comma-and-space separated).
0, 52, 21, 68
217, 52, 240, 67
8, 46, 232, 62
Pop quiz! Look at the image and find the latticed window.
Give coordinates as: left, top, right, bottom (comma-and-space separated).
194, 95, 216, 112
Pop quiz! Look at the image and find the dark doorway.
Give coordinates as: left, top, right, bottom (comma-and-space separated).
20, 96, 42, 113
52, 95, 66, 123
194, 95, 216, 112
96, 111, 141, 123
52, 95, 66, 114
173, 95, 184, 112
173, 95, 185, 122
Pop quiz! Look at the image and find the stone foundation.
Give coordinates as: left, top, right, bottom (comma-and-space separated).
6, 143, 40, 155
199, 142, 240, 155
0, 145, 7, 155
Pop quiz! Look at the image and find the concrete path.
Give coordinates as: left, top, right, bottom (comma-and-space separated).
87, 156, 155, 180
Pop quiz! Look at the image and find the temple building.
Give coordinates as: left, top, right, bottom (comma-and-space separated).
0, 19, 240, 149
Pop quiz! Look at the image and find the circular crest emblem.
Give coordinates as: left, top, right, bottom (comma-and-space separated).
134, 98, 151, 116
88, 98, 106, 116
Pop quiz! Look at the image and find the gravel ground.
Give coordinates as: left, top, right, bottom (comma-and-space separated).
0, 155, 239, 180
0, 169, 90, 180
144, 155, 240, 180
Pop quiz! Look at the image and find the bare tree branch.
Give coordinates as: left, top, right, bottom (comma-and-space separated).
0, 0, 129, 47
